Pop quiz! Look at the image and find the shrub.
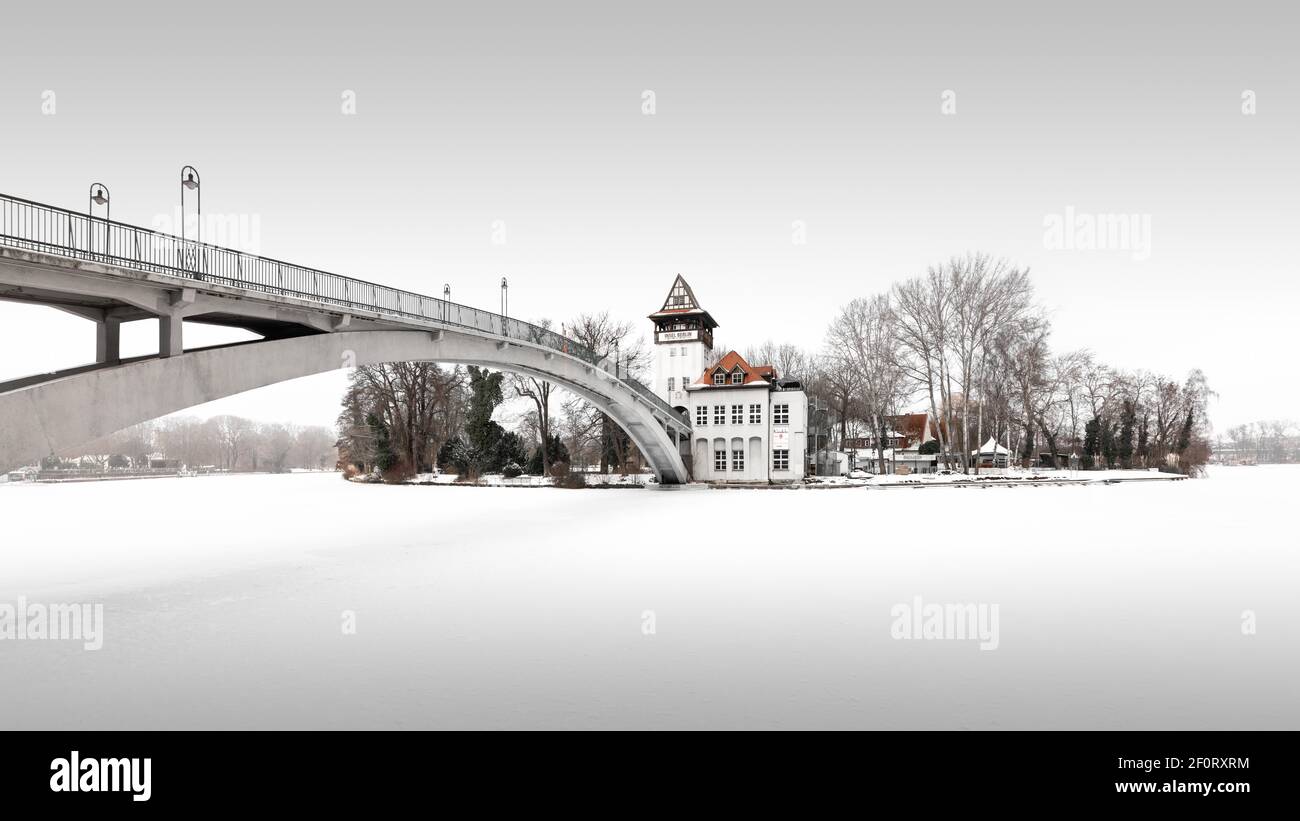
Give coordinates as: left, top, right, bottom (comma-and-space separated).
554, 472, 587, 489
381, 459, 415, 484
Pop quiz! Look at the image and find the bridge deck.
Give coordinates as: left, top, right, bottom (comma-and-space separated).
0, 192, 688, 434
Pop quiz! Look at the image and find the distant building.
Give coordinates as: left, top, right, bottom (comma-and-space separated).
843, 413, 933, 452
971, 437, 1010, 469
845, 413, 940, 474
650, 275, 808, 483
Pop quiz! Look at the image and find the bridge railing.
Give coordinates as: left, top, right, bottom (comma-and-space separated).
0, 193, 684, 425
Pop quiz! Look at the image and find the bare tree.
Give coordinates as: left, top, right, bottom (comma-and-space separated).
943, 254, 1033, 472
566, 311, 649, 472
215, 415, 255, 471
826, 293, 912, 474
893, 270, 954, 468
743, 340, 811, 379
513, 318, 558, 475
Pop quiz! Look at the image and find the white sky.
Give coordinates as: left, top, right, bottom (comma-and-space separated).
1, 2, 1295, 432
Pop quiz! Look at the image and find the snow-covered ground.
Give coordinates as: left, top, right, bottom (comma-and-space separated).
812, 466, 1184, 486
1, 466, 1296, 729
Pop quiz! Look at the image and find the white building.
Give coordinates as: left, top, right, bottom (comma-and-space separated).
649, 275, 808, 483
649, 274, 718, 412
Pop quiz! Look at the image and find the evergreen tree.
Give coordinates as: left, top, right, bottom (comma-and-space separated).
1176, 409, 1194, 455
491, 430, 529, 473
528, 433, 571, 474
465, 366, 506, 466
1101, 418, 1118, 468
1118, 400, 1136, 467
366, 413, 397, 472
1083, 416, 1101, 469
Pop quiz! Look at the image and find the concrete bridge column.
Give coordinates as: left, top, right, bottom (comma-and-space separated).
159, 288, 194, 358
159, 313, 183, 358
95, 316, 121, 365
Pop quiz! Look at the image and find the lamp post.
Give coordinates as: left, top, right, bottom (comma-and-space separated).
443, 283, 450, 322
180, 165, 201, 244
500, 276, 508, 318
614, 339, 620, 378
88, 183, 110, 256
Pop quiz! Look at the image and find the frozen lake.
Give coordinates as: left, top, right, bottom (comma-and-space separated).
1, 466, 1296, 729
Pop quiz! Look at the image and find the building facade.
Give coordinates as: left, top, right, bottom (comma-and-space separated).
650, 276, 808, 483
649, 274, 718, 412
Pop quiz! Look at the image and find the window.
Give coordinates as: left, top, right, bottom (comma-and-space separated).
773, 449, 790, 471
774, 403, 789, 425
732, 449, 745, 471
713, 372, 726, 385
667, 377, 675, 392
714, 449, 727, 471
714, 405, 726, 425
683, 375, 690, 390
731, 371, 744, 384
669, 347, 676, 357
680, 346, 687, 356
749, 404, 762, 424
696, 406, 708, 426
731, 405, 743, 424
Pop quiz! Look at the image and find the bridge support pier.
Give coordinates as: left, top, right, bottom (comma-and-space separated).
159, 313, 183, 358
95, 315, 121, 365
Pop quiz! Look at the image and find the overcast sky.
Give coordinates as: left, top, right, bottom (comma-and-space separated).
1, 1, 1295, 432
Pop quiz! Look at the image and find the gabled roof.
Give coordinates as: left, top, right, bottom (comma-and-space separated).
972, 437, 1010, 455
648, 274, 718, 329
691, 351, 778, 388
891, 413, 933, 443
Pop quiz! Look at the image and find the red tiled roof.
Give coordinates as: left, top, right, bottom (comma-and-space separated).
693, 351, 778, 387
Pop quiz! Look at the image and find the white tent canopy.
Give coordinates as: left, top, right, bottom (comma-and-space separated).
971, 437, 1009, 456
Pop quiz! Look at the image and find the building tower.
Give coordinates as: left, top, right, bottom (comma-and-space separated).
649, 274, 717, 411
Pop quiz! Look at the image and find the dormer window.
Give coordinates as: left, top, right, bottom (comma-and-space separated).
730, 371, 744, 384
713, 371, 726, 385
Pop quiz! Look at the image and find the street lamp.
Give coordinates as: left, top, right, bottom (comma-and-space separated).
180, 165, 201, 244
88, 183, 110, 256
500, 276, 508, 318
443, 283, 450, 322
614, 339, 620, 378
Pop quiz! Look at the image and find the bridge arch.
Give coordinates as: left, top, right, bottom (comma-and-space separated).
0, 328, 691, 483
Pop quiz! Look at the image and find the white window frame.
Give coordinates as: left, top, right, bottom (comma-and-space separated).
773, 449, 789, 471
731, 404, 743, 424
714, 449, 727, 471
774, 403, 789, 425
732, 449, 745, 472
696, 406, 709, 426
713, 405, 726, 425
749, 404, 761, 424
